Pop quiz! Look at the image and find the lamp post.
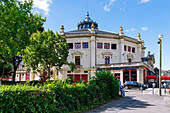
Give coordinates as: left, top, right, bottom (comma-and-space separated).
158, 34, 163, 96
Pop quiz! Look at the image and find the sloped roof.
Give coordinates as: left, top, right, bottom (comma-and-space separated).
65, 29, 118, 35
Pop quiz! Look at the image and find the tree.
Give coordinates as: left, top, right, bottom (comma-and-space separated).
0, 60, 13, 78
154, 67, 159, 75
0, 0, 46, 83
23, 30, 69, 79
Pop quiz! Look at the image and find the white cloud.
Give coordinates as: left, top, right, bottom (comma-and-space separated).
104, 0, 117, 11
141, 26, 148, 31
126, 28, 135, 33
19, 0, 53, 15
140, 0, 151, 4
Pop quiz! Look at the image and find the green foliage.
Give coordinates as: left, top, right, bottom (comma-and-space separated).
23, 30, 69, 78
68, 62, 76, 72
0, 70, 119, 113
0, 61, 13, 77
0, 0, 46, 82
154, 67, 159, 75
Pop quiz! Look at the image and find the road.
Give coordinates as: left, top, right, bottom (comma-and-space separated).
84, 89, 170, 113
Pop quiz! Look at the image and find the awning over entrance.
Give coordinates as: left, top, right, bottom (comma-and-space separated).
161, 75, 170, 80
145, 75, 157, 80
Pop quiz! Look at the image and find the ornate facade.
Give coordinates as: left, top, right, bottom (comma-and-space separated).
58, 12, 155, 85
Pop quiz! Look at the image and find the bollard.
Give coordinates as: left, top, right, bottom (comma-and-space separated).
152, 86, 154, 94
140, 87, 143, 93
163, 83, 166, 95
164, 85, 166, 95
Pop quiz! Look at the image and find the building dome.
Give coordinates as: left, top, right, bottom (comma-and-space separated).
77, 12, 98, 30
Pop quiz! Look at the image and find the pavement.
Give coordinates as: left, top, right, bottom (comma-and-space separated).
83, 88, 170, 113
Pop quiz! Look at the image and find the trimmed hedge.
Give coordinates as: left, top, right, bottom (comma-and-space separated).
0, 70, 119, 113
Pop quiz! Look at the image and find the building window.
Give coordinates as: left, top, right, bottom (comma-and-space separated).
132, 47, 135, 53
104, 43, 110, 49
128, 46, 131, 52
128, 58, 132, 63
85, 24, 88, 28
105, 56, 110, 64
84, 71, 88, 73
124, 45, 127, 51
75, 56, 80, 65
97, 43, 103, 49
67, 71, 71, 73
68, 43, 73, 49
83, 42, 88, 49
114, 73, 120, 80
111, 44, 117, 49
75, 43, 81, 49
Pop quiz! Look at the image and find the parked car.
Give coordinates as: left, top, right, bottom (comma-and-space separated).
124, 81, 146, 90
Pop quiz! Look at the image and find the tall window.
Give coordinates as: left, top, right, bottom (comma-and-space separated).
124, 45, 127, 51
75, 56, 80, 65
68, 43, 73, 49
75, 43, 81, 49
83, 42, 88, 49
105, 56, 110, 64
97, 43, 103, 49
104, 43, 110, 49
111, 44, 117, 50
114, 73, 120, 80
128, 46, 131, 52
132, 47, 135, 53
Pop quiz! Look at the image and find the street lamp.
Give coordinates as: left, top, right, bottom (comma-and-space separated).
158, 34, 163, 96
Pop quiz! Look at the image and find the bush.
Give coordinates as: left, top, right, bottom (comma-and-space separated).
0, 70, 119, 112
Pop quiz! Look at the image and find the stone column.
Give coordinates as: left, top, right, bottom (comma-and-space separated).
137, 44, 142, 62
119, 38, 124, 63
120, 71, 124, 85
137, 69, 140, 83
90, 36, 96, 68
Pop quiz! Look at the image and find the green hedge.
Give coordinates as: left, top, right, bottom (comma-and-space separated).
0, 70, 119, 113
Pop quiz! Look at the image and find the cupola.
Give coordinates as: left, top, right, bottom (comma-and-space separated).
77, 12, 98, 30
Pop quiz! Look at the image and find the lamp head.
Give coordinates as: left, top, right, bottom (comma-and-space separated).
158, 34, 163, 40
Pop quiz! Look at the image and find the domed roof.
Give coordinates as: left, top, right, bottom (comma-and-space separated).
77, 12, 98, 30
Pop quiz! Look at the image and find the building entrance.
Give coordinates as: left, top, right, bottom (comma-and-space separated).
123, 69, 137, 83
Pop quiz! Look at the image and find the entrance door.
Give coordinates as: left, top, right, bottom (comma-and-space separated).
123, 71, 129, 83
19, 74, 22, 81
82, 74, 88, 81
26, 72, 30, 81
131, 70, 137, 81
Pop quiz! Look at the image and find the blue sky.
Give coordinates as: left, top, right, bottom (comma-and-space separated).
21, 0, 170, 70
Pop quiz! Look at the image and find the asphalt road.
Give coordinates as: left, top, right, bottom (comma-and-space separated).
84, 89, 170, 113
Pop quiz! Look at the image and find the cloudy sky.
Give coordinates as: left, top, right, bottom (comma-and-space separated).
21, 0, 170, 70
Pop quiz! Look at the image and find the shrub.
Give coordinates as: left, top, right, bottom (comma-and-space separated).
0, 70, 119, 112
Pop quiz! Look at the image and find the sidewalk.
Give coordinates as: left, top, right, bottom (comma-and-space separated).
144, 88, 170, 101
84, 89, 170, 113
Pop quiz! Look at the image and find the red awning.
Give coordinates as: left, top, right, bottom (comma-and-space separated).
145, 75, 158, 80
161, 75, 170, 80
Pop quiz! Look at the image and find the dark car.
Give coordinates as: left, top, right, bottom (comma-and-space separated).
124, 81, 146, 90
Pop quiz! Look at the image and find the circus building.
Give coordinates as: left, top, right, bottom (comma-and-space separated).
58, 12, 156, 85
15, 12, 156, 85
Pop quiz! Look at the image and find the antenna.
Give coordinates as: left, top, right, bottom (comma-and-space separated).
87, 0, 88, 12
